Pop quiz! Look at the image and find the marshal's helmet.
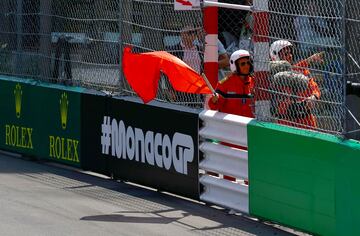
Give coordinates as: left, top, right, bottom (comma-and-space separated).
230, 49, 253, 75
270, 40, 293, 61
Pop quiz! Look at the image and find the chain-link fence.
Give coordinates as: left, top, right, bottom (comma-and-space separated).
0, 0, 359, 136
218, 0, 253, 56
0, 0, 205, 107
251, 0, 360, 136
0, 0, 122, 92
345, 0, 360, 139
120, 0, 205, 108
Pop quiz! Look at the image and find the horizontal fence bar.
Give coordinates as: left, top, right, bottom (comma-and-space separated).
203, 1, 252, 11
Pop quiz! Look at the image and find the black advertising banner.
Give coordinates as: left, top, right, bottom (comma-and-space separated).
82, 95, 200, 200
81, 90, 111, 176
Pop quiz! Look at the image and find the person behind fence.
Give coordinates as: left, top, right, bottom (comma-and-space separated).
208, 49, 254, 117
219, 0, 253, 55
270, 40, 322, 129
271, 69, 317, 129
167, 26, 203, 74
270, 39, 324, 78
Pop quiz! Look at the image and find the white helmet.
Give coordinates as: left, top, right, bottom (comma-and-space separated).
269, 40, 293, 61
230, 49, 251, 73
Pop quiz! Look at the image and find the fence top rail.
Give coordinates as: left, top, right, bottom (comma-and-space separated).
203, 1, 252, 11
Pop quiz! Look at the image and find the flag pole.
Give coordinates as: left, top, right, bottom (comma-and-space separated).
202, 73, 217, 95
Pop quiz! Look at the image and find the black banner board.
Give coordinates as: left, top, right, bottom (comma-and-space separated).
81, 90, 111, 176
82, 94, 200, 200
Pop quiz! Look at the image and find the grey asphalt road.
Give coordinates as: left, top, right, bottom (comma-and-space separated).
0, 152, 310, 236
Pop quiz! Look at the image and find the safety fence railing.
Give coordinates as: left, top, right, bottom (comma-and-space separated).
0, 0, 359, 138
345, 0, 360, 140
199, 110, 252, 214
119, 0, 205, 108
0, 0, 122, 92
251, 0, 359, 139
252, 0, 343, 134
0, 0, 205, 107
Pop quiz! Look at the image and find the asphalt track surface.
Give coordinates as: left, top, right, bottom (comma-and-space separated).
0, 152, 310, 236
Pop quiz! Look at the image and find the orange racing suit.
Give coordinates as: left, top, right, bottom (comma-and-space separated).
278, 60, 321, 129
208, 73, 254, 118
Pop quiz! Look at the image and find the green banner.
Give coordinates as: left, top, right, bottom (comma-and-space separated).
248, 121, 360, 236
0, 76, 83, 167
0, 78, 38, 156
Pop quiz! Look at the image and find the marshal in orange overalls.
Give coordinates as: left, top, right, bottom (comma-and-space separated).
208, 74, 254, 118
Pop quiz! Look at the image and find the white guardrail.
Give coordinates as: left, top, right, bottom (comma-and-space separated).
199, 110, 253, 214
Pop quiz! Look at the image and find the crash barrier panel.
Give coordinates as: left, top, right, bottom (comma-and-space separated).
0, 76, 83, 167
2, 75, 360, 235
248, 121, 360, 236
0, 75, 201, 200
199, 109, 360, 236
199, 110, 252, 213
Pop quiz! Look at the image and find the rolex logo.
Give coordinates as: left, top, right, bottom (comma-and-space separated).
14, 83, 22, 118
60, 93, 69, 130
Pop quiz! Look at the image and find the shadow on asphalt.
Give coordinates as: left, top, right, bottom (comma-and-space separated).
0, 152, 306, 236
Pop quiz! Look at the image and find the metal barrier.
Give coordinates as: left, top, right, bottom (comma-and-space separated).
199, 110, 253, 213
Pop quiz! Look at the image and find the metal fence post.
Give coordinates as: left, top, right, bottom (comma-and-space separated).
143, 0, 164, 50
342, 0, 348, 136
15, 0, 23, 74
40, 0, 53, 81
118, 0, 123, 84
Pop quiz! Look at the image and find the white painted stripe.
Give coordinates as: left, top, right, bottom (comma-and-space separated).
199, 110, 253, 147
204, 1, 252, 11
199, 142, 248, 180
200, 175, 249, 214
253, 0, 268, 11
199, 109, 251, 214
200, 110, 253, 126
254, 42, 270, 72
204, 34, 218, 63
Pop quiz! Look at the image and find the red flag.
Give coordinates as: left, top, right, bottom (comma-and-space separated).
122, 47, 211, 103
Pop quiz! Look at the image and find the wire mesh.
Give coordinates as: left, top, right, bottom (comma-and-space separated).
252, 0, 351, 135
120, 0, 205, 108
218, 0, 253, 56
345, 0, 360, 140
0, 0, 207, 108
0, 0, 359, 136
0, 0, 122, 92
